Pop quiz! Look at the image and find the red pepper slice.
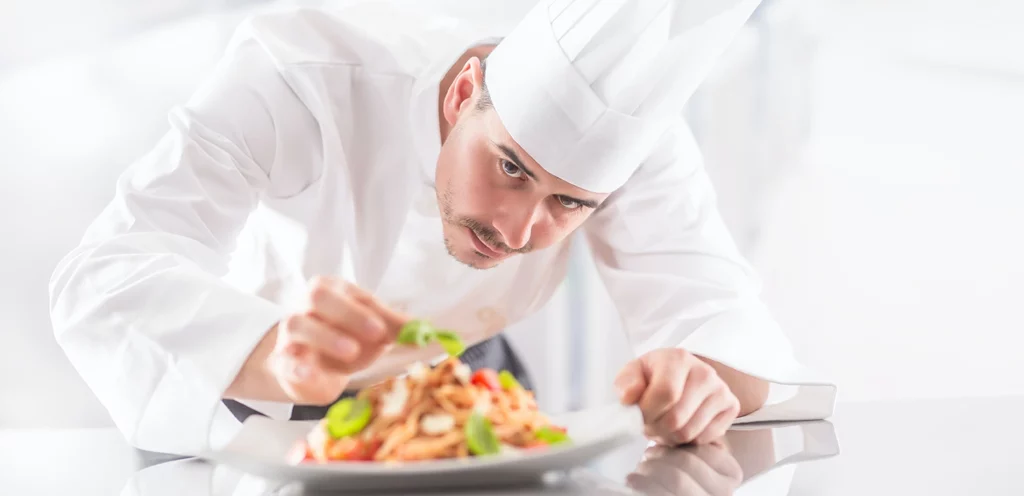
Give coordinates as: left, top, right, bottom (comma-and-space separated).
471, 369, 501, 391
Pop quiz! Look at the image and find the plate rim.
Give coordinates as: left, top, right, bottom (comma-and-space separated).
199, 404, 644, 476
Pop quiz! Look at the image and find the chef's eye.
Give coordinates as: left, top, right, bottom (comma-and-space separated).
557, 196, 581, 210
500, 159, 523, 178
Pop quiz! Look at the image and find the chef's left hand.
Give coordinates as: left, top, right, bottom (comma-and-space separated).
615, 348, 740, 446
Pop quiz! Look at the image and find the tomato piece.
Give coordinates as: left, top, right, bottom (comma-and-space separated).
326, 437, 382, 461
349, 439, 381, 461
361, 439, 382, 461
471, 369, 501, 391
326, 437, 361, 460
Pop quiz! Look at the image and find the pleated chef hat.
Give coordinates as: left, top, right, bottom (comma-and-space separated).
485, 0, 763, 193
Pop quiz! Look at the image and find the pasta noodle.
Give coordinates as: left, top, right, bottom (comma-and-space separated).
288, 356, 570, 464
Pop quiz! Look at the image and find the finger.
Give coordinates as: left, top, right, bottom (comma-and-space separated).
277, 330, 371, 376
307, 279, 388, 344
269, 348, 347, 405
675, 390, 739, 445
614, 359, 647, 405
694, 408, 736, 446
637, 355, 687, 424
358, 294, 411, 336
644, 425, 675, 447
282, 314, 361, 364
288, 317, 397, 376
651, 365, 719, 438
337, 340, 396, 374
336, 282, 409, 326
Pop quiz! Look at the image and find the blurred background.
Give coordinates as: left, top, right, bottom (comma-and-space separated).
2, 0, 1022, 429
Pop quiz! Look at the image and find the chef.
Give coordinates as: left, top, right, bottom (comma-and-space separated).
49, 0, 836, 457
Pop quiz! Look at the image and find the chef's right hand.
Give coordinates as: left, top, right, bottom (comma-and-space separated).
268, 276, 409, 405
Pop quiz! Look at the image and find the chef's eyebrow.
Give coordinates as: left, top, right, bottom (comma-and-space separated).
495, 143, 536, 180
563, 196, 600, 209
493, 141, 600, 209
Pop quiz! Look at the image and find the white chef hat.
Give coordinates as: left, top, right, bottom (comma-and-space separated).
485, 0, 762, 193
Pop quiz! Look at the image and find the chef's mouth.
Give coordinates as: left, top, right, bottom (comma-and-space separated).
467, 227, 507, 259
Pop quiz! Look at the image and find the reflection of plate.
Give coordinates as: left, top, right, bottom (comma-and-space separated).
198, 403, 644, 492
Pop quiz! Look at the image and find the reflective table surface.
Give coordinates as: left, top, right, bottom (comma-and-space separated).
4, 396, 1023, 495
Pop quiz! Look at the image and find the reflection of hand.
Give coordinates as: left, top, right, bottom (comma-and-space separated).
625, 441, 743, 496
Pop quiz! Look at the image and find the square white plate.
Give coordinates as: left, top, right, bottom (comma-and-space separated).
199, 403, 645, 492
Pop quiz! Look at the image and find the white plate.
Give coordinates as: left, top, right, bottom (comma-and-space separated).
199, 403, 645, 492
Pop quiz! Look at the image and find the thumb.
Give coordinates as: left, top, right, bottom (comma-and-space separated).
614, 359, 647, 405
348, 286, 410, 332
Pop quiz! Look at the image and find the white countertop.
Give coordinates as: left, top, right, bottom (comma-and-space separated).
2, 396, 1022, 495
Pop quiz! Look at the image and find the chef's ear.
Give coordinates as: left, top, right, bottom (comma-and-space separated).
442, 56, 485, 126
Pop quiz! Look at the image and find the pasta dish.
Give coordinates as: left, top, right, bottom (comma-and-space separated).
288, 321, 570, 463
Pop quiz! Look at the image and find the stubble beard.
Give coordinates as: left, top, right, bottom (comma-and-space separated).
437, 181, 529, 270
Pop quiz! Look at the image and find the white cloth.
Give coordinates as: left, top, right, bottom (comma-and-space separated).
486, 0, 764, 193
49, 4, 835, 457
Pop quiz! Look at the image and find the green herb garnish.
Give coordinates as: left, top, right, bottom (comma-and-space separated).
498, 370, 521, 390
465, 411, 501, 456
534, 426, 570, 445
397, 319, 465, 357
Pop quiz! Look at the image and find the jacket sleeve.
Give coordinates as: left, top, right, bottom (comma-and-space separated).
583, 123, 835, 420
48, 28, 324, 456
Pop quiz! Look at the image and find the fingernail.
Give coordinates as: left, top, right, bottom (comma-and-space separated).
614, 379, 632, 396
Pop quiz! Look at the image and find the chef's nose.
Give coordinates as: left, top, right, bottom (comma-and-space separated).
493, 201, 545, 251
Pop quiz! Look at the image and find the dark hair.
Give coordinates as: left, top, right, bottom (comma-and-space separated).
475, 58, 493, 112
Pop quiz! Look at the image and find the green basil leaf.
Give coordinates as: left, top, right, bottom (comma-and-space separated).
465, 411, 500, 456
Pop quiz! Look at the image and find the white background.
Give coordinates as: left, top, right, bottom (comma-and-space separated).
1, 0, 1022, 428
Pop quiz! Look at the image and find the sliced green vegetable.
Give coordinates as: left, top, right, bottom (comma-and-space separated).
534, 426, 570, 445
434, 330, 466, 357
465, 411, 500, 456
326, 398, 373, 439
397, 320, 433, 347
498, 370, 521, 390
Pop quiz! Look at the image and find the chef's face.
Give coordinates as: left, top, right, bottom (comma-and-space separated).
435, 58, 609, 270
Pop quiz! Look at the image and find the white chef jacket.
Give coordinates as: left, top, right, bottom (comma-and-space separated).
48, 4, 836, 457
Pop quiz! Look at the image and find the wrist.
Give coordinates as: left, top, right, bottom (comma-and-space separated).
226, 323, 287, 402
697, 355, 769, 416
